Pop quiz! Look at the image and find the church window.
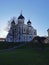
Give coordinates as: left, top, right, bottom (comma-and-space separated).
24, 29, 25, 31
24, 37, 25, 39
15, 29, 16, 30
34, 32, 36, 35
24, 36, 26, 39
10, 38, 12, 40
19, 36, 20, 40
29, 36, 32, 39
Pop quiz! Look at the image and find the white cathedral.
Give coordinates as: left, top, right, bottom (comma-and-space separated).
6, 13, 37, 42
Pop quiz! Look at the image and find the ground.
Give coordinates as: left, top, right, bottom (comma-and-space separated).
0, 49, 49, 65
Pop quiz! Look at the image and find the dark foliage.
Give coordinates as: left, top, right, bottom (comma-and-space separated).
0, 37, 49, 50
31, 36, 47, 49
0, 41, 24, 49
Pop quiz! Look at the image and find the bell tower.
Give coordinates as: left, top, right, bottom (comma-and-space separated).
27, 20, 31, 27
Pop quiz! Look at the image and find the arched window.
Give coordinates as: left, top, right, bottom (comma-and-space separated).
24, 29, 25, 31
34, 32, 36, 35
29, 36, 32, 39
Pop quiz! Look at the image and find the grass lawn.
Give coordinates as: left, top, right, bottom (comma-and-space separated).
0, 49, 49, 65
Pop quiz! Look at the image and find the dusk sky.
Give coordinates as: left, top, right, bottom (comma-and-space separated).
0, 0, 49, 38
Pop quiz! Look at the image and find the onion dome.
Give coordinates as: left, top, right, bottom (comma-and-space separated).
11, 20, 15, 24
27, 20, 31, 24
18, 14, 25, 19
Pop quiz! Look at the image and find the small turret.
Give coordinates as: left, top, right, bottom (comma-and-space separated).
11, 20, 15, 26
27, 20, 31, 27
11, 20, 15, 24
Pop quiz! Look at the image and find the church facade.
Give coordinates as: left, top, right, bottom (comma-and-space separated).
6, 14, 37, 42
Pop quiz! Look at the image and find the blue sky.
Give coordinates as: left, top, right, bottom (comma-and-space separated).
0, 0, 49, 38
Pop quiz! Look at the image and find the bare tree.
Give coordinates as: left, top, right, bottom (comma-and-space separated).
5, 17, 16, 42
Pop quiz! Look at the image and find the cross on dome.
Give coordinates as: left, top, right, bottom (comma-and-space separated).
27, 20, 31, 24
18, 11, 25, 19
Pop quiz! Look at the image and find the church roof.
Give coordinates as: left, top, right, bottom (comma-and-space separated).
27, 20, 31, 24
18, 14, 25, 19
